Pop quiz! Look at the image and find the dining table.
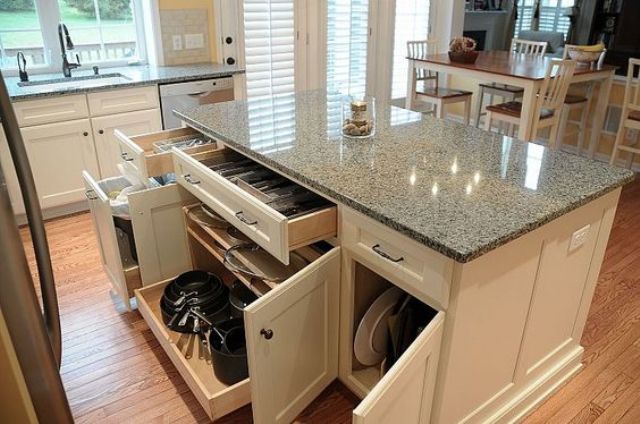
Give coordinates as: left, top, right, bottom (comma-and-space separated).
406, 50, 617, 157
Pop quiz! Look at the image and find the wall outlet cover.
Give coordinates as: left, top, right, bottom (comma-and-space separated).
569, 224, 590, 253
172, 35, 183, 51
185, 33, 205, 49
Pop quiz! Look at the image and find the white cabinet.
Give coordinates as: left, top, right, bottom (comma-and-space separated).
0, 126, 25, 215
87, 86, 159, 117
12, 95, 88, 127
21, 119, 99, 209
91, 108, 162, 178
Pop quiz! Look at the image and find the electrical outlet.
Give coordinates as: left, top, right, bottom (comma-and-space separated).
172, 35, 182, 51
569, 224, 590, 252
184, 33, 204, 49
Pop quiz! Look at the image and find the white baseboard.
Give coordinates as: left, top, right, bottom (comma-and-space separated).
14, 201, 89, 226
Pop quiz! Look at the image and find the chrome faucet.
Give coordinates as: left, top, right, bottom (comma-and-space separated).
58, 23, 81, 78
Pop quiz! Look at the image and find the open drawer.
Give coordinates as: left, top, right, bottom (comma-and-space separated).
114, 127, 219, 180
82, 170, 195, 310
135, 278, 252, 421
173, 147, 337, 265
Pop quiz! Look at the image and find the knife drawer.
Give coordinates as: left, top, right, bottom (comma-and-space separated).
173, 148, 337, 265
115, 127, 220, 180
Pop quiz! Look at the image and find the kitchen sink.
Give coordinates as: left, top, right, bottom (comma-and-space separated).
17, 73, 132, 90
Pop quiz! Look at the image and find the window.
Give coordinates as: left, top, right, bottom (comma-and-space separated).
390, 0, 430, 100
514, 0, 574, 40
0, 0, 45, 68
0, 0, 145, 72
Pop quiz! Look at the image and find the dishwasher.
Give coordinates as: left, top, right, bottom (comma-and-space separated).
159, 77, 235, 129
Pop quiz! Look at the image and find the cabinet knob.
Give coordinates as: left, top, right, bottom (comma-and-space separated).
260, 329, 273, 340
98, 129, 104, 135
226, 57, 236, 65
83, 131, 89, 136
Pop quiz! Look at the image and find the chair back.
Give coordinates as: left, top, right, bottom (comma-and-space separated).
407, 39, 439, 84
563, 44, 607, 68
622, 58, 640, 114
538, 59, 577, 110
511, 38, 548, 56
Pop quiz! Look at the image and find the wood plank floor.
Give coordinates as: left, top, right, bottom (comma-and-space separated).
19, 177, 640, 423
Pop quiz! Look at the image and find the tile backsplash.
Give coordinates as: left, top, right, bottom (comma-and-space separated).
160, 9, 211, 65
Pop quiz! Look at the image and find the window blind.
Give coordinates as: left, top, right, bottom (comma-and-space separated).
515, 0, 573, 40
391, 0, 430, 100
243, 0, 297, 152
243, 0, 296, 98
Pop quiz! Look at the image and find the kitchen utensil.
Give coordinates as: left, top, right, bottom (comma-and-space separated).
226, 226, 253, 245
208, 318, 248, 385
224, 245, 309, 283
187, 203, 229, 229
207, 158, 252, 172
229, 280, 258, 319
17, 52, 28, 82
353, 286, 404, 366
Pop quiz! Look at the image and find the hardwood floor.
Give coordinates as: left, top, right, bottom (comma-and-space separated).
19, 178, 640, 423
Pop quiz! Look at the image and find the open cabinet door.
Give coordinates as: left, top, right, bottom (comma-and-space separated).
245, 247, 341, 424
82, 171, 129, 309
353, 311, 445, 424
128, 184, 195, 285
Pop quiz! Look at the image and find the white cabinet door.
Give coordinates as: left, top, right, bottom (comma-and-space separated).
0, 126, 25, 215
21, 119, 99, 209
91, 108, 162, 178
128, 183, 194, 285
82, 171, 129, 307
353, 311, 445, 424
245, 247, 341, 424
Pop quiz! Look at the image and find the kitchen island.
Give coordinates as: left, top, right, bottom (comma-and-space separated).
127, 90, 633, 423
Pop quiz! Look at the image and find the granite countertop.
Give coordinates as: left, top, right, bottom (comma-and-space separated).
174, 90, 634, 263
5, 63, 244, 101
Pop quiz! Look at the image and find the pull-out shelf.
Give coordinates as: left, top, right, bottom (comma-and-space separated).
173, 147, 337, 265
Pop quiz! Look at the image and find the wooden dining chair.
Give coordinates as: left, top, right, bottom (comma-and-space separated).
484, 59, 577, 150
407, 40, 473, 124
474, 38, 549, 128
610, 58, 640, 168
556, 45, 607, 153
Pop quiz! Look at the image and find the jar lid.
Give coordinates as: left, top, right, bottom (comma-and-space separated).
351, 101, 367, 112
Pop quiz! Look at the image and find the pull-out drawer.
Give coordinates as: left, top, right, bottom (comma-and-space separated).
82, 171, 195, 310
173, 147, 337, 265
342, 208, 453, 310
115, 127, 218, 180
135, 278, 252, 422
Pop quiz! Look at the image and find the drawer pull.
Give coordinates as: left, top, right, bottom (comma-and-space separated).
85, 189, 98, 201
372, 244, 404, 263
235, 211, 258, 226
120, 152, 134, 162
260, 329, 274, 340
184, 174, 201, 185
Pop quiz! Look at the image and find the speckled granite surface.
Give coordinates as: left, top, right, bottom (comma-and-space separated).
175, 90, 634, 263
5, 63, 243, 101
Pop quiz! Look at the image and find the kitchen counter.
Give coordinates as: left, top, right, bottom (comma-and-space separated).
5, 63, 244, 101
175, 90, 634, 262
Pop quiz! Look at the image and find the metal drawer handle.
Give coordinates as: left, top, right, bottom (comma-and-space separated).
120, 152, 134, 162
85, 189, 98, 201
372, 244, 404, 263
183, 174, 201, 185
260, 329, 273, 340
235, 211, 257, 226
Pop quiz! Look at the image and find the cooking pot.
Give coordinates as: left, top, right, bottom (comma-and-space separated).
208, 318, 248, 385
229, 280, 258, 319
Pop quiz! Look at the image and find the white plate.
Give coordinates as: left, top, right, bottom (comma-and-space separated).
354, 286, 404, 366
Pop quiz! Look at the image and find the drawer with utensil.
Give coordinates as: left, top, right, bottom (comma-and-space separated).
173, 147, 337, 265
115, 127, 220, 180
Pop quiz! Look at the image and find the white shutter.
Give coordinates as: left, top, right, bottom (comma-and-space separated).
391, 0, 431, 100
515, 0, 573, 41
243, 0, 296, 98
326, 0, 370, 98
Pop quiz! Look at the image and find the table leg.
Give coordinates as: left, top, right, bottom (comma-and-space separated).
587, 72, 614, 159
518, 82, 537, 141
406, 59, 417, 110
